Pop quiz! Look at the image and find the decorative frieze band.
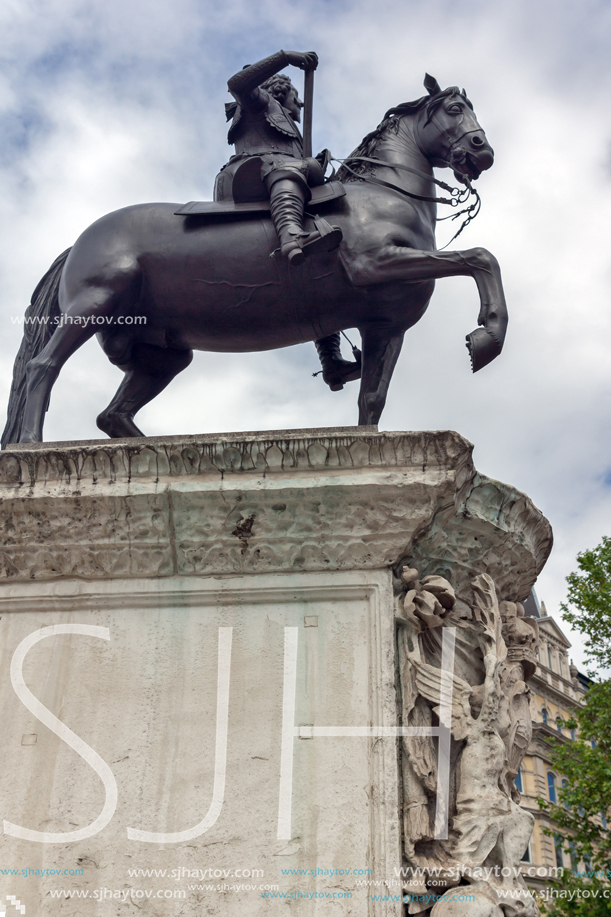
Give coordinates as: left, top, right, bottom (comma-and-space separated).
0, 429, 552, 595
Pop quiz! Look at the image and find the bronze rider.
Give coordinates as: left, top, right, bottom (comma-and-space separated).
216, 50, 360, 387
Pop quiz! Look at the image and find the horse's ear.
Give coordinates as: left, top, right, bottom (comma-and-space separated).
424, 73, 442, 96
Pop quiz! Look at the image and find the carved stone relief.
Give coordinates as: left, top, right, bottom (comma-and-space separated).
397, 568, 541, 916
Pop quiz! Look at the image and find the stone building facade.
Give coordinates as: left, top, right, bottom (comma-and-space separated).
517, 592, 591, 894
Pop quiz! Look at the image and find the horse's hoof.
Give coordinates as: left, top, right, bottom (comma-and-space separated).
466, 328, 502, 372
17, 431, 42, 444
97, 411, 145, 439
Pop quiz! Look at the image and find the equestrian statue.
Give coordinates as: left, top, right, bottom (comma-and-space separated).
2, 51, 507, 448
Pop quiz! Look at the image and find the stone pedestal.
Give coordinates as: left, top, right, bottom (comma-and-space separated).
0, 428, 552, 916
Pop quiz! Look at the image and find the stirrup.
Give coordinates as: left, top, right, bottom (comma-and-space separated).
277, 230, 341, 265
301, 215, 343, 256
300, 227, 342, 256
276, 217, 343, 265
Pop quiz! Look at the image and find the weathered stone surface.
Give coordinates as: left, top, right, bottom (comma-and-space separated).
0, 428, 551, 598
0, 428, 552, 916
0, 572, 400, 917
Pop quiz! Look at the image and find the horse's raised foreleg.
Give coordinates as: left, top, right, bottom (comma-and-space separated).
97, 344, 193, 438
357, 326, 405, 425
345, 246, 507, 372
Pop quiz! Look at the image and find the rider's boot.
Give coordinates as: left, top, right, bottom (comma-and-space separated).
315, 333, 361, 391
267, 178, 342, 265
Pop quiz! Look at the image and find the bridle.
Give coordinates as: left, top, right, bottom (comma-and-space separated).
337, 155, 468, 205
428, 108, 484, 164
330, 89, 489, 247
333, 153, 481, 250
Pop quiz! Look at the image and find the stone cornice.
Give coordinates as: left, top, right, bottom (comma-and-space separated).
0, 429, 552, 593
2, 426, 465, 484
531, 723, 570, 763
530, 674, 581, 710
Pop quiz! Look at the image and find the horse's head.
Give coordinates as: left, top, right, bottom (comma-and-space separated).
414, 74, 494, 184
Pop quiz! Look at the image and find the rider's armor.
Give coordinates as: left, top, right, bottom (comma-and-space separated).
216, 51, 341, 265
227, 84, 302, 154
216, 51, 359, 390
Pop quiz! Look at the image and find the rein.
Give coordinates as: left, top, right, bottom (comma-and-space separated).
334, 154, 481, 249
338, 155, 467, 205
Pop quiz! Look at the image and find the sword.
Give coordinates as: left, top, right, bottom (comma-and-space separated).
303, 66, 314, 159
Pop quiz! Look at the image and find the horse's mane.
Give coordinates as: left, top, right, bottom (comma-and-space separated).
337, 85, 473, 181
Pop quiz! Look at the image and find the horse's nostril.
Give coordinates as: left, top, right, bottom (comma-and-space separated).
471, 135, 484, 146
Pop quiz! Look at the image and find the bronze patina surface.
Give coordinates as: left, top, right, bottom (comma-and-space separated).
2, 58, 502, 447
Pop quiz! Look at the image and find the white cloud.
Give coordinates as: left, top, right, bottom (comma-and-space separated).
0, 0, 610, 667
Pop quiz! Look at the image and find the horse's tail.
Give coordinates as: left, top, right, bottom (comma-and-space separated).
1, 248, 72, 449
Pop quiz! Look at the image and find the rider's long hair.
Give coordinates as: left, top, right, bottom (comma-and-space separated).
259, 73, 294, 107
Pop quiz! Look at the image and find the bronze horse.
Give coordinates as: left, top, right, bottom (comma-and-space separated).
2, 76, 506, 447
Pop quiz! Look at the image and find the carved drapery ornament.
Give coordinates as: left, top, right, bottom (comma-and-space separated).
397, 568, 541, 917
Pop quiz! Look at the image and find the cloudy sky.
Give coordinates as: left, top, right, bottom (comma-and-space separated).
1, 0, 609, 667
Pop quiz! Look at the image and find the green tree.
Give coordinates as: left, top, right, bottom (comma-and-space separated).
539, 679, 611, 873
537, 537, 611, 914
561, 536, 611, 672
538, 872, 611, 917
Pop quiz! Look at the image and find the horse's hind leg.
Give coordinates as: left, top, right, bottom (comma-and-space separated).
20, 255, 141, 442
357, 326, 405, 426
96, 344, 193, 438
21, 315, 111, 442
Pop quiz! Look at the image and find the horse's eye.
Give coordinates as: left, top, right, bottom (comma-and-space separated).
448, 105, 463, 113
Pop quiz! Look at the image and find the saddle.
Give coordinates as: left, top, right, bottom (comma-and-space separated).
174, 181, 345, 219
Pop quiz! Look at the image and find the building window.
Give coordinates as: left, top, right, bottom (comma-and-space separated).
548, 646, 554, 671
601, 811, 608, 830
521, 843, 531, 863
515, 767, 523, 794
570, 728, 576, 740
570, 842, 578, 872
548, 772, 557, 803
555, 835, 564, 869
542, 708, 548, 725
591, 739, 597, 749
556, 717, 564, 734
562, 779, 569, 809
